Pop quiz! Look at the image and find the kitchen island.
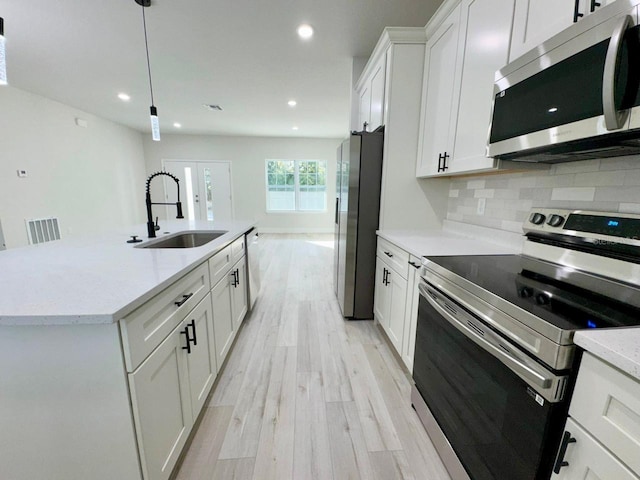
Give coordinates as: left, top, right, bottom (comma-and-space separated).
0, 220, 255, 480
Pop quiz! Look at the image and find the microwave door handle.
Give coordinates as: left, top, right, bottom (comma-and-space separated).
419, 283, 554, 391
603, 14, 633, 130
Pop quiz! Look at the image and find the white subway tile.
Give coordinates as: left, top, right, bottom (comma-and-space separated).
467, 179, 485, 189
553, 159, 600, 175
574, 171, 625, 187
551, 187, 595, 201
474, 189, 495, 198
619, 203, 640, 214
501, 220, 524, 233
449, 189, 460, 198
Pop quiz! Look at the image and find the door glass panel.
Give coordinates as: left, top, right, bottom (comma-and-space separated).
203, 167, 214, 221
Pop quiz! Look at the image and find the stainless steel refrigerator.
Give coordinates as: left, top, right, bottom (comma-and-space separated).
334, 128, 384, 319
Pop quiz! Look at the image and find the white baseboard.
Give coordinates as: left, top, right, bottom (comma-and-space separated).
258, 227, 334, 234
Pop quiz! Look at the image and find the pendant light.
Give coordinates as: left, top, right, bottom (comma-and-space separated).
0, 17, 7, 85
136, 0, 160, 141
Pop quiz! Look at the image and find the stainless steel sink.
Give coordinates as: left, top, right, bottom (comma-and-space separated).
137, 230, 228, 249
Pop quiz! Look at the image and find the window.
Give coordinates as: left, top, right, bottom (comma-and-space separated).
266, 160, 327, 212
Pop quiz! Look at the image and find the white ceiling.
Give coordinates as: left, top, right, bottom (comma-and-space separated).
2, 0, 443, 138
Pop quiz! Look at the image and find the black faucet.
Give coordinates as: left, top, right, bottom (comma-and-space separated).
145, 171, 184, 238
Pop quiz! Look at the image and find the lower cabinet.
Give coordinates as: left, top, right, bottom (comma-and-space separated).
401, 256, 422, 372
211, 270, 235, 367
231, 256, 248, 331
128, 318, 195, 480
552, 352, 640, 479
375, 250, 408, 355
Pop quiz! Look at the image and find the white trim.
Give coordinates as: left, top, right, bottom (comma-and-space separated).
425, 0, 462, 39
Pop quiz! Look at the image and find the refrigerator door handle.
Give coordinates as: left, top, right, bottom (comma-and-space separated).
335, 197, 340, 225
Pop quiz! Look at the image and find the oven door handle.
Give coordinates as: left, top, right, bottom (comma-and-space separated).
419, 283, 556, 392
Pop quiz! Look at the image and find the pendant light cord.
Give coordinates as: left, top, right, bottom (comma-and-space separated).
141, 3, 155, 106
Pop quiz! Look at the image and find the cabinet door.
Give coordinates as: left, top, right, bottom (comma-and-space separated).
374, 259, 389, 327
211, 273, 234, 368
551, 418, 639, 480
416, 5, 461, 177
510, 0, 578, 62
358, 85, 371, 132
402, 258, 421, 372
185, 294, 217, 415
128, 322, 193, 480
231, 256, 248, 330
448, 0, 516, 175
369, 53, 387, 131
386, 268, 408, 353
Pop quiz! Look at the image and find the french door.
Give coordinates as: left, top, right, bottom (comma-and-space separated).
163, 160, 233, 223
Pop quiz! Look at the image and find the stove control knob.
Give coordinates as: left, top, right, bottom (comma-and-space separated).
529, 212, 546, 225
536, 293, 551, 305
519, 287, 534, 298
547, 214, 565, 228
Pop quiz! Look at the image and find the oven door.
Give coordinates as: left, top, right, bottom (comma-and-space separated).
413, 281, 571, 480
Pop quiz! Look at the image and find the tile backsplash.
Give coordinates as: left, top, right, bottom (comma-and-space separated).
446, 156, 640, 234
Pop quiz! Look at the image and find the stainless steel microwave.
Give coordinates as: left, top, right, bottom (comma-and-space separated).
488, 9, 640, 163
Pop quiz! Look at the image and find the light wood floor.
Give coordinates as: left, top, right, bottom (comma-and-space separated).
174, 234, 451, 480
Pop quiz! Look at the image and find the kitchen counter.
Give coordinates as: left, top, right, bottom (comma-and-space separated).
575, 328, 640, 381
0, 219, 254, 326
376, 227, 520, 258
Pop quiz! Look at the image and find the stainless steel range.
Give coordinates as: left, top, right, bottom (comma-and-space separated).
412, 208, 640, 480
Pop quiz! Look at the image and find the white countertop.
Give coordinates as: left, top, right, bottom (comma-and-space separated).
376, 228, 520, 258
575, 329, 640, 381
0, 220, 254, 326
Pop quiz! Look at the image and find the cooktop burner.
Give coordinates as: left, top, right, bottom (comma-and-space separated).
424, 254, 640, 334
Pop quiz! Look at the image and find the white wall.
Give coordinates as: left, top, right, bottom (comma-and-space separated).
0, 87, 147, 248
142, 134, 342, 233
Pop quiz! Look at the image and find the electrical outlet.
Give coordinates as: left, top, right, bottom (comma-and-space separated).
477, 198, 486, 215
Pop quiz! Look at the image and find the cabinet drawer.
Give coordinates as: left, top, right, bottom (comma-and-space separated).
209, 244, 233, 287
120, 262, 211, 372
231, 235, 246, 264
570, 352, 640, 474
377, 237, 409, 279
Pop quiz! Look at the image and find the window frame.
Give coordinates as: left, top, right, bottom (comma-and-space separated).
265, 159, 327, 213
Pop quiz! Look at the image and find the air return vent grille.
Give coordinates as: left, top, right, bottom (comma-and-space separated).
26, 217, 61, 245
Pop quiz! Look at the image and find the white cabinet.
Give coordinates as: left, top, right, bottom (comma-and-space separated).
416, 5, 461, 177
417, 0, 517, 177
374, 256, 407, 353
231, 256, 248, 330
553, 352, 640, 479
211, 271, 234, 368
356, 53, 386, 132
510, 0, 613, 62
128, 320, 194, 480
401, 256, 422, 372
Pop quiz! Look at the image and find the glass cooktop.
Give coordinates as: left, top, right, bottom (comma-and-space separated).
424, 254, 640, 333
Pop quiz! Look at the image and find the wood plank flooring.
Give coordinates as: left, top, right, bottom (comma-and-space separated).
174, 234, 450, 480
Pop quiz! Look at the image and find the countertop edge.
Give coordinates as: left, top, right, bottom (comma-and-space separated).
574, 328, 640, 382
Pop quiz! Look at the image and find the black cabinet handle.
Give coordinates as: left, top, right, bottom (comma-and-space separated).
438, 152, 450, 172
174, 293, 193, 307
590, 0, 601, 12
181, 325, 192, 354
553, 431, 577, 474
409, 261, 421, 269
234, 269, 239, 288
189, 320, 197, 346
384, 251, 393, 258
335, 197, 339, 225
573, 0, 584, 22
382, 268, 388, 286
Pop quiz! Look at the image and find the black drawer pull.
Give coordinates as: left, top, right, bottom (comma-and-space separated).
181, 326, 192, 354
590, 0, 601, 12
174, 293, 193, 307
573, 0, 584, 22
189, 320, 197, 346
384, 251, 393, 258
553, 431, 576, 473
409, 261, 420, 269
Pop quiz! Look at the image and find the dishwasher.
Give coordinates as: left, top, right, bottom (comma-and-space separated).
245, 227, 261, 309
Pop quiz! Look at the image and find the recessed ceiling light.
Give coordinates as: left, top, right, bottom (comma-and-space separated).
292, 126, 299, 130
288, 100, 297, 107
297, 24, 314, 39
118, 93, 131, 101
548, 107, 558, 113
173, 123, 182, 128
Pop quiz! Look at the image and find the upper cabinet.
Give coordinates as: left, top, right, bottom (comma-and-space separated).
510, 0, 612, 62
356, 53, 387, 132
415, 5, 461, 177
417, 0, 517, 177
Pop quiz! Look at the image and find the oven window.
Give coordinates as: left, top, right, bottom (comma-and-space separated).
413, 293, 567, 480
